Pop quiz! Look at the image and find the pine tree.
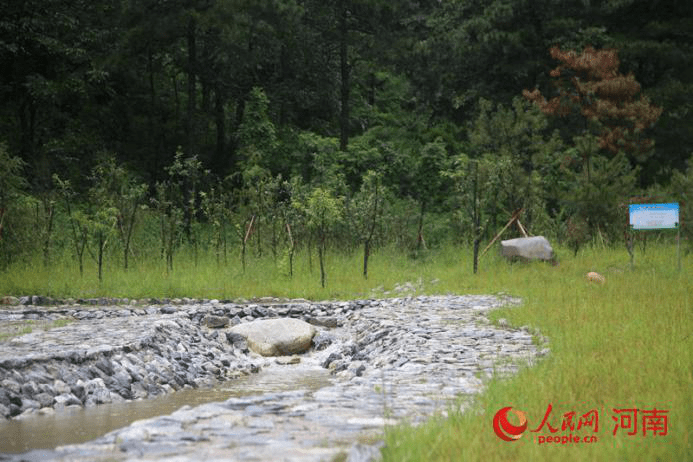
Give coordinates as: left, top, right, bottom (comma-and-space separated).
523, 46, 662, 170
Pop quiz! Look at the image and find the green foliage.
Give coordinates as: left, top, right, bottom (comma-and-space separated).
346, 170, 390, 278
298, 186, 343, 287
559, 136, 639, 242
304, 188, 343, 233
150, 149, 208, 272
458, 97, 564, 239
0, 143, 29, 267
671, 153, 693, 250
447, 152, 507, 272
0, 143, 26, 208
295, 132, 343, 189
238, 87, 278, 182
90, 155, 148, 270
0, 0, 691, 284
382, 244, 692, 462
200, 182, 233, 265
0, 3, 691, 455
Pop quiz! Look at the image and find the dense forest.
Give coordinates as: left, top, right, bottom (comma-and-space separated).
1, 0, 692, 279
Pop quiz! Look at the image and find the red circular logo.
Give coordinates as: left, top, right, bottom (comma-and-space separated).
493, 406, 528, 441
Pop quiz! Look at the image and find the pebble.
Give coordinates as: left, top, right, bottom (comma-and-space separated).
0, 294, 546, 461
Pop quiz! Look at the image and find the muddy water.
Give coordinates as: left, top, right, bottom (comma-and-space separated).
0, 365, 333, 454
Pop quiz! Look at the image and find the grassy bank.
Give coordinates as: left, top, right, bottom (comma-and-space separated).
0, 245, 456, 301
382, 245, 692, 462
1, 243, 690, 460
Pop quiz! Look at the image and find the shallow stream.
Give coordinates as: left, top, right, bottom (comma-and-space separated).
0, 364, 332, 453
0, 295, 543, 461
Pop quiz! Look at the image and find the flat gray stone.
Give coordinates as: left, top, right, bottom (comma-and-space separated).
229, 318, 316, 356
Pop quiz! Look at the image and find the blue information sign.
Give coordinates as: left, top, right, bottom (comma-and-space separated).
629, 203, 679, 230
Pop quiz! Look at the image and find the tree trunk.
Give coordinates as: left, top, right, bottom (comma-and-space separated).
416, 201, 426, 250
318, 236, 326, 288
97, 231, 104, 282
18, 99, 36, 166
271, 219, 277, 261
286, 223, 294, 278
166, 214, 175, 273
214, 85, 226, 171
625, 230, 634, 269
78, 237, 85, 277
363, 239, 370, 279
123, 206, 137, 270
147, 46, 158, 176
471, 159, 480, 274
339, 3, 350, 151
40, 199, 54, 268
186, 16, 197, 157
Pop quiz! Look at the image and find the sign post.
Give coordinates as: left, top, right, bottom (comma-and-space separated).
628, 203, 680, 271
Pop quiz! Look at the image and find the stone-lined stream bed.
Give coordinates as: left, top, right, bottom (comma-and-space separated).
0, 295, 548, 461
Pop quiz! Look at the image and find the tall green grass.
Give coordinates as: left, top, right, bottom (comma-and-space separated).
382, 244, 692, 462
0, 245, 452, 301
0, 242, 690, 460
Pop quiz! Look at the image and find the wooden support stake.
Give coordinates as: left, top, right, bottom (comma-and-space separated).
286, 222, 294, 247
480, 208, 524, 258
244, 215, 255, 244
516, 219, 529, 238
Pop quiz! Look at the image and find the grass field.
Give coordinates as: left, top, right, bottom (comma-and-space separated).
0, 241, 691, 461
381, 245, 692, 462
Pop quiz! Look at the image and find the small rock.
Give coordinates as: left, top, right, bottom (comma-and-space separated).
586, 271, 605, 284
54, 393, 82, 408
226, 332, 249, 351
21, 381, 38, 396
202, 315, 229, 328
34, 392, 55, 408
312, 331, 335, 350
0, 296, 19, 305
2, 379, 21, 394
20, 398, 40, 413
308, 316, 340, 328
73, 310, 93, 320
321, 352, 342, 369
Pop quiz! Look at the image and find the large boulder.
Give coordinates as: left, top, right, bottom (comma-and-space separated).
500, 236, 554, 261
228, 318, 316, 356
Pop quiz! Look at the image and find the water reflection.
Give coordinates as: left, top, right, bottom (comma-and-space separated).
0, 365, 332, 454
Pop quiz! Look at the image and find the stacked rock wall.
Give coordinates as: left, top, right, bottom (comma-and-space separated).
0, 299, 362, 419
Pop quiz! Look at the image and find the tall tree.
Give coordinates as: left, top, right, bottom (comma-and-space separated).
0, 0, 119, 189
303, 186, 342, 288
345, 170, 387, 278
597, 0, 693, 182
90, 156, 147, 270
523, 46, 662, 186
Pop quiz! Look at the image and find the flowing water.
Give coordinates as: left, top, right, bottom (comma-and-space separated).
0, 364, 333, 453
